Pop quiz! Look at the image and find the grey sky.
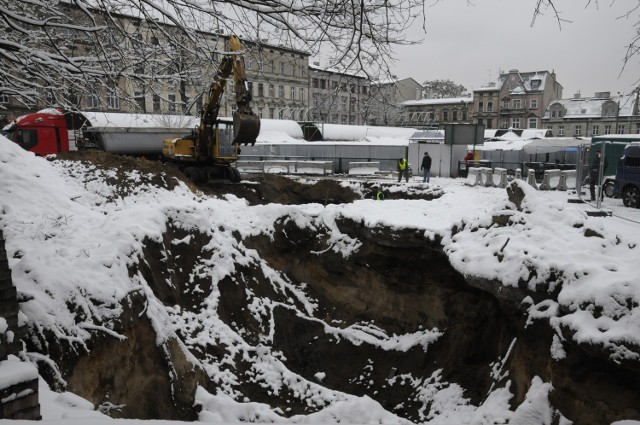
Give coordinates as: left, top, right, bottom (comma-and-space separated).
391, 0, 640, 99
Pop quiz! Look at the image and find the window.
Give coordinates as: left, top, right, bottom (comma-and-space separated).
512, 99, 521, 109
362, 86, 367, 95
299, 88, 304, 102
320, 79, 327, 90
300, 66, 305, 77
331, 81, 338, 90
134, 91, 145, 111
258, 83, 264, 97
270, 61, 275, 73
531, 80, 540, 90
168, 94, 176, 112
636, 124, 640, 134
575, 125, 582, 136
268, 84, 274, 98
443, 110, 449, 121
551, 110, 557, 118
452, 110, 458, 121
592, 126, 599, 136
487, 100, 493, 112
291, 64, 296, 77
88, 92, 99, 109
341, 96, 347, 112
605, 125, 612, 134
462, 110, 468, 121
258, 60, 264, 71
257, 107, 263, 118
246, 58, 252, 70
313, 78, 319, 89
0, 94, 9, 105
502, 100, 510, 109
512, 118, 521, 128
269, 108, 275, 119
280, 62, 285, 74
486, 119, 493, 128
478, 101, 484, 112
618, 125, 625, 134
107, 91, 119, 110
530, 99, 538, 109
152, 95, 160, 112
528, 118, 537, 128
278, 85, 284, 98
313, 96, 319, 108
558, 125, 565, 136
290, 86, 295, 100
478, 119, 484, 126
501, 119, 509, 129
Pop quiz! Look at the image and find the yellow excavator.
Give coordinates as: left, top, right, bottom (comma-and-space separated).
162, 35, 260, 183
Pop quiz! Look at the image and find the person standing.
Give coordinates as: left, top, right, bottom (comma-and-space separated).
589, 150, 606, 201
397, 158, 409, 182
421, 152, 432, 183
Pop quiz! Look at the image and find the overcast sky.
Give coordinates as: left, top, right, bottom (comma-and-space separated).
390, 0, 640, 99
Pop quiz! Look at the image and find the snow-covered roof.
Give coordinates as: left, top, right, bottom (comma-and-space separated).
543, 93, 636, 119
484, 128, 552, 140
499, 70, 550, 92
409, 130, 445, 140
402, 97, 473, 107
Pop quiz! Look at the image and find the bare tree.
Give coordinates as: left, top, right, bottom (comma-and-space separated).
0, 0, 426, 113
423, 79, 467, 98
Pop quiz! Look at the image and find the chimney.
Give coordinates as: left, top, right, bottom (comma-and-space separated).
574, 91, 581, 99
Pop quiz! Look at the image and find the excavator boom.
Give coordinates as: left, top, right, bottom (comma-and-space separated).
161, 34, 260, 183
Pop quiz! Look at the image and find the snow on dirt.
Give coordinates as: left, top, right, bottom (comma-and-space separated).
1, 135, 640, 424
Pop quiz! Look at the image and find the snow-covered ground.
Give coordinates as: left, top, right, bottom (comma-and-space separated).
1, 134, 639, 424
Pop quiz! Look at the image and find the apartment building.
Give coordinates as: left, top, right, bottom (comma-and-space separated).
308, 63, 369, 125
400, 97, 473, 127
367, 77, 423, 126
494, 69, 563, 130
0, 4, 310, 124
542, 91, 640, 137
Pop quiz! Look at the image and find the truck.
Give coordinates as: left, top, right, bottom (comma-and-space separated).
1, 108, 200, 157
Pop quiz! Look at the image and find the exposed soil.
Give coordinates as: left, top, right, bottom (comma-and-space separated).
29, 151, 640, 424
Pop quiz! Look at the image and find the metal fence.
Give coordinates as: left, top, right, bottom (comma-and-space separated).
576, 141, 640, 223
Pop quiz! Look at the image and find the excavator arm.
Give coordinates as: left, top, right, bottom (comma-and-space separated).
162, 34, 260, 165
196, 35, 260, 159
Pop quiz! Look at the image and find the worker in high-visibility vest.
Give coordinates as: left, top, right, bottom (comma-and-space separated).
397, 158, 409, 182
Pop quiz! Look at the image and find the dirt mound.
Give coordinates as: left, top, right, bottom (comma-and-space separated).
199, 174, 361, 205
51, 150, 191, 191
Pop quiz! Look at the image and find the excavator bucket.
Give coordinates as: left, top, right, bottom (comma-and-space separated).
232, 112, 260, 145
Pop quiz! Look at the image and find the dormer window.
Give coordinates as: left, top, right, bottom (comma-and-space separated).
531, 80, 540, 90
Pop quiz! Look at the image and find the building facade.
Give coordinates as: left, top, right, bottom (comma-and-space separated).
495, 69, 563, 130
472, 84, 500, 129
0, 5, 310, 125
400, 97, 473, 127
542, 91, 640, 137
308, 63, 369, 125
367, 77, 423, 126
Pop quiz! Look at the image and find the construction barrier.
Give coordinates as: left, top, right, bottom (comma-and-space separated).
465, 167, 483, 186
558, 170, 577, 191
480, 167, 494, 187
527, 169, 539, 189
237, 160, 333, 175
515, 168, 522, 180
348, 162, 381, 175
539, 169, 562, 190
492, 168, 508, 188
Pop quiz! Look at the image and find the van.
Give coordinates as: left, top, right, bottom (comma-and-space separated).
613, 143, 640, 208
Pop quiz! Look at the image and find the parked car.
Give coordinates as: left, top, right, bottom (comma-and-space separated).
613, 143, 640, 208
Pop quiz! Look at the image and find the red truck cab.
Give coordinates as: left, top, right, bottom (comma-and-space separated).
2, 109, 89, 156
